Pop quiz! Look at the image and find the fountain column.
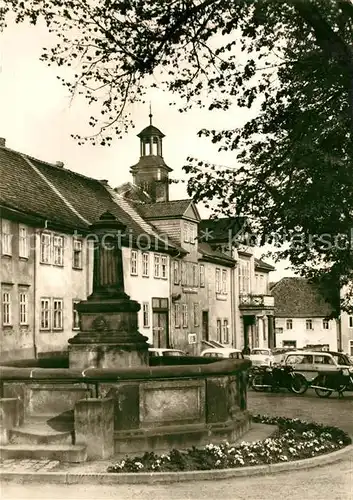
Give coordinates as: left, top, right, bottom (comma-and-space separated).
68, 212, 149, 369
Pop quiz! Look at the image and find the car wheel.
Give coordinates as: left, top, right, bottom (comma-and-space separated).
290, 374, 308, 394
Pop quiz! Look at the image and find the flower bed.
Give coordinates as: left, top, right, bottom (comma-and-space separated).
107, 415, 351, 473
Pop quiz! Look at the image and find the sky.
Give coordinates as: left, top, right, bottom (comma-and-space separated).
0, 19, 295, 281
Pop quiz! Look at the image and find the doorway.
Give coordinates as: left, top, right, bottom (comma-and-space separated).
202, 311, 209, 342
152, 311, 169, 348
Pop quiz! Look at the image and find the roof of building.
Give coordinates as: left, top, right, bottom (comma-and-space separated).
198, 242, 236, 267
255, 258, 275, 272
137, 125, 165, 138
271, 277, 334, 318
136, 199, 199, 220
198, 217, 248, 244
130, 154, 173, 172
0, 145, 178, 252
114, 182, 152, 203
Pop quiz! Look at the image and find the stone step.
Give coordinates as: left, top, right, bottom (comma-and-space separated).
9, 422, 73, 446
0, 444, 87, 463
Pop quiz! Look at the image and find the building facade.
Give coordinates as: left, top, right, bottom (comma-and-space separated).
118, 117, 275, 353
271, 277, 339, 351
1, 116, 276, 360
0, 139, 177, 360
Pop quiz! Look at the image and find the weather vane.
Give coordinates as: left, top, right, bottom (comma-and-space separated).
149, 102, 153, 125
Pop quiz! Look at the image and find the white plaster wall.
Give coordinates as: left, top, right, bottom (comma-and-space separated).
35, 230, 90, 354
122, 247, 170, 344
275, 317, 338, 351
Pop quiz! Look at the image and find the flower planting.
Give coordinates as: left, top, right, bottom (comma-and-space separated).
107, 415, 351, 473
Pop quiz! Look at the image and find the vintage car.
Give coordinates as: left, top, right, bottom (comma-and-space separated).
148, 348, 187, 357
282, 350, 351, 381
249, 348, 275, 367
200, 348, 244, 359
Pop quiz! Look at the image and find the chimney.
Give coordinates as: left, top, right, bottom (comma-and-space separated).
56, 161, 64, 168
100, 179, 109, 185
0, 138, 6, 147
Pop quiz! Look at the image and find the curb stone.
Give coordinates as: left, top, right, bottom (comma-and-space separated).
0, 443, 352, 485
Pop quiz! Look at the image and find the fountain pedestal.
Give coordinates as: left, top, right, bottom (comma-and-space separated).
68, 212, 149, 370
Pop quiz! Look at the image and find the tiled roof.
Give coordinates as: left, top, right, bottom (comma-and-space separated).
114, 182, 152, 203
199, 217, 248, 244
0, 146, 178, 252
136, 199, 195, 219
271, 277, 334, 318
255, 258, 275, 272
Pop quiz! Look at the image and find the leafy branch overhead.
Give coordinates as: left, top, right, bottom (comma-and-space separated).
2, 0, 353, 311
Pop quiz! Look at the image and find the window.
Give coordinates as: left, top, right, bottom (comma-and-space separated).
239, 260, 250, 294
19, 292, 28, 325
314, 355, 334, 365
73, 239, 83, 269
72, 301, 80, 330
215, 268, 221, 293
216, 319, 222, 343
283, 340, 297, 348
40, 298, 50, 330
323, 319, 330, 330
130, 250, 138, 275
142, 302, 150, 328
222, 269, 227, 293
19, 225, 29, 258
154, 254, 160, 278
194, 303, 199, 327
53, 299, 63, 330
1, 219, 12, 256
142, 253, 149, 277
286, 319, 293, 330
306, 319, 313, 330
53, 235, 64, 266
2, 292, 11, 325
181, 261, 187, 285
349, 316, 353, 328
350, 340, 353, 356
174, 303, 181, 328
182, 304, 188, 327
173, 260, 179, 285
223, 319, 229, 343
161, 255, 167, 279
199, 264, 205, 287
183, 223, 189, 243
192, 264, 198, 287
189, 224, 196, 244
40, 233, 51, 264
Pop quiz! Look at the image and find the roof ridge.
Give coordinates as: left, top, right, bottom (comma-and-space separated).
2, 145, 104, 185
21, 154, 91, 226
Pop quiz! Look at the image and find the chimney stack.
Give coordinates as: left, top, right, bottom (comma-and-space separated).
56, 161, 64, 168
0, 138, 6, 147
100, 179, 109, 185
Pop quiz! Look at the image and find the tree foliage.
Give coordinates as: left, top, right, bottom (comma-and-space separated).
2, 0, 353, 311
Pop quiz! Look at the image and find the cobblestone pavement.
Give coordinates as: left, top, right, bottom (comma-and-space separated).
247, 390, 353, 434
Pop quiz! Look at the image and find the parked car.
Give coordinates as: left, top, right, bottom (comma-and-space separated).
249, 348, 274, 367
200, 348, 244, 359
281, 350, 351, 382
148, 348, 187, 357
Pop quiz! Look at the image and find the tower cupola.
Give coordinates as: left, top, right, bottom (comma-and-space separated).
130, 108, 172, 203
